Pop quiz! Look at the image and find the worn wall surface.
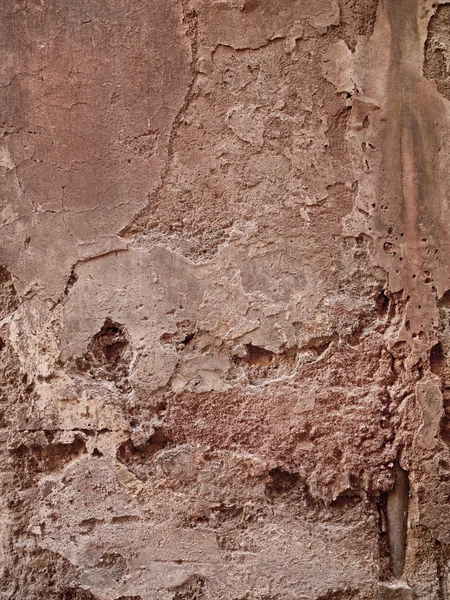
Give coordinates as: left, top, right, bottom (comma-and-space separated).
1, 0, 450, 598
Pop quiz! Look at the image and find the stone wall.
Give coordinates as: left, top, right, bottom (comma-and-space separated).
1, 1, 450, 598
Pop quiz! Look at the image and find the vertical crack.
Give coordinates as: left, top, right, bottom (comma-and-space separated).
436, 540, 446, 600
386, 461, 409, 580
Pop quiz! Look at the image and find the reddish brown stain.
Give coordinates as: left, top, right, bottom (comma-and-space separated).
372, 0, 448, 359
370, 0, 450, 585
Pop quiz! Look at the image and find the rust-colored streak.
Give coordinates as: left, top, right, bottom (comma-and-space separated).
374, 0, 446, 358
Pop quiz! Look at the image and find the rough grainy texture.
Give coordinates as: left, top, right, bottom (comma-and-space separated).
2, 0, 450, 598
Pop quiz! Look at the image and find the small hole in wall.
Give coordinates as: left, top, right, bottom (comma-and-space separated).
266, 468, 300, 498
376, 291, 389, 318
74, 318, 131, 389
333, 448, 343, 460
246, 344, 273, 367
182, 333, 195, 346
430, 342, 444, 375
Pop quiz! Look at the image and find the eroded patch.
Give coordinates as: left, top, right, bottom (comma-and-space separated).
424, 4, 450, 101
0, 265, 19, 320
336, 0, 380, 51
73, 319, 132, 391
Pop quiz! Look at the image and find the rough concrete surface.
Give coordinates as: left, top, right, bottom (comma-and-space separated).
1, 0, 450, 598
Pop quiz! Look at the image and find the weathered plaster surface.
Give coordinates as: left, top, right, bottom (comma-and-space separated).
2, 0, 450, 599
